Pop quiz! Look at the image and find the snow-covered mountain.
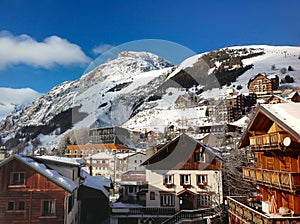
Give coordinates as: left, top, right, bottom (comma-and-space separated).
1, 45, 300, 152
0, 87, 41, 119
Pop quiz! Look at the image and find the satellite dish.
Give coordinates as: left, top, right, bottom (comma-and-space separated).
283, 137, 291, 147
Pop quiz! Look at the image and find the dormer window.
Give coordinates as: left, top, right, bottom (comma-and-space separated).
194, 152, 205, 163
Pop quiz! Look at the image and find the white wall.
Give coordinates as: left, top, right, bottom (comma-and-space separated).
146, 169, 223, 209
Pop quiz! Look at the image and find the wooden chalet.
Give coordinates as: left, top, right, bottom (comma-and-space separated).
265, 94, 288, 104
146, 134, 224, 218
0, 155, 80, 224
110, 134, 224, 224
227, 103, 300, 223
286, 91, 300, 103
174, 92, 197, 109
248, 73, 279, 95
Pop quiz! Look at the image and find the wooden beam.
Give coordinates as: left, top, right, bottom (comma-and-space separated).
249, 130, 267, 135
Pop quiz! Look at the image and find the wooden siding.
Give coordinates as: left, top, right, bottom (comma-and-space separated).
248, 74, 279, 94
256, 152, 300, 172
0, 158, 68, 224
260, 187, 300, 215
180, 150, 222, 170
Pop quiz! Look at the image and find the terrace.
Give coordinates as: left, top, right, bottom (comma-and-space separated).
227, 196, 300, 224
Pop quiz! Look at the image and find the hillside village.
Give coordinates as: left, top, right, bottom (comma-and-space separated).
0, 46, 300, 224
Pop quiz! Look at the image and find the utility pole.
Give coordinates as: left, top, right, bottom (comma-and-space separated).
89, 156, 93, 176
113, 150, 116, 185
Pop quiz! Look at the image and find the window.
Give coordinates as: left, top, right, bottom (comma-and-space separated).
180, 175, 191, 185
197, 195, 211, 207
163, 175, 174, 184
160, 194, 175, 207
7, 201, 25, 211
150, 192, 155, 200
128, 186, 134, 193
197, 175, 207, 185
68, 194, 74, 213
18, 201, 25, 210
11, 172, 25, 185
194, 152, 205, 163
7, 201, 14, 211
42, 200, 55, 216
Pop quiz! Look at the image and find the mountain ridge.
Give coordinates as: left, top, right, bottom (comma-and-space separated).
0, 45, 299, 153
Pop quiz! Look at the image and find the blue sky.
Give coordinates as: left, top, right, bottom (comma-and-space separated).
0, 0, 299, 93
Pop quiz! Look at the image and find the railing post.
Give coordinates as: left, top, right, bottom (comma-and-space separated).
289, 173, 293, 191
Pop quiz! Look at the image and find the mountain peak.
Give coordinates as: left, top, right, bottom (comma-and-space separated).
117, 51, 173, 68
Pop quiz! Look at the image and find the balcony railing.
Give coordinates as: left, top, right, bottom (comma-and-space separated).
227, 196, 300, 224
161, 207, 220, 224
110, 206, 176, 217
243, 167, 300, 192
249, 132, 290, 151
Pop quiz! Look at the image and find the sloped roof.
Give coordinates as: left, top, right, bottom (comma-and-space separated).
0, 155, 77, 193
141, 134, 224, 170
261, 103, 300, 139
239, 103, 300, 147
80, 168, 111, 198
266, 94, 288, 104
35, 155, 86, 166
86, 152, 114, 160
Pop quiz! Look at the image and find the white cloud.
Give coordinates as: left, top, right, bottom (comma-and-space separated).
92, 44, 114, 55
0, 31, 91, 70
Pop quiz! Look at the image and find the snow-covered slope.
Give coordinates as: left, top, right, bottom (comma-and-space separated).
0, 51, 174, 150
229, 45, 300, 91
1, 45, 299, 152
123, 45, 300, 132
0, 87, 41, 119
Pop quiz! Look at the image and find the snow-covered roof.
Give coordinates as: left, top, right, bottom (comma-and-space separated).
230, 116, 250, 128
267, 74, 278, 79
35, 155, 86, 166
80, 169, 111, 198
0, 155, 77, 193
85, 152, 114, 160
285, 91, 299, 100
110, 202, 144, 208
116, 152, 146, 160
261, 103, 300, 140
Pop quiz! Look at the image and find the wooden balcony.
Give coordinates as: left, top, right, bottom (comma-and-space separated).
249, 132, 290, 151
227, 196, 300, 224
243, 167, 300, 193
